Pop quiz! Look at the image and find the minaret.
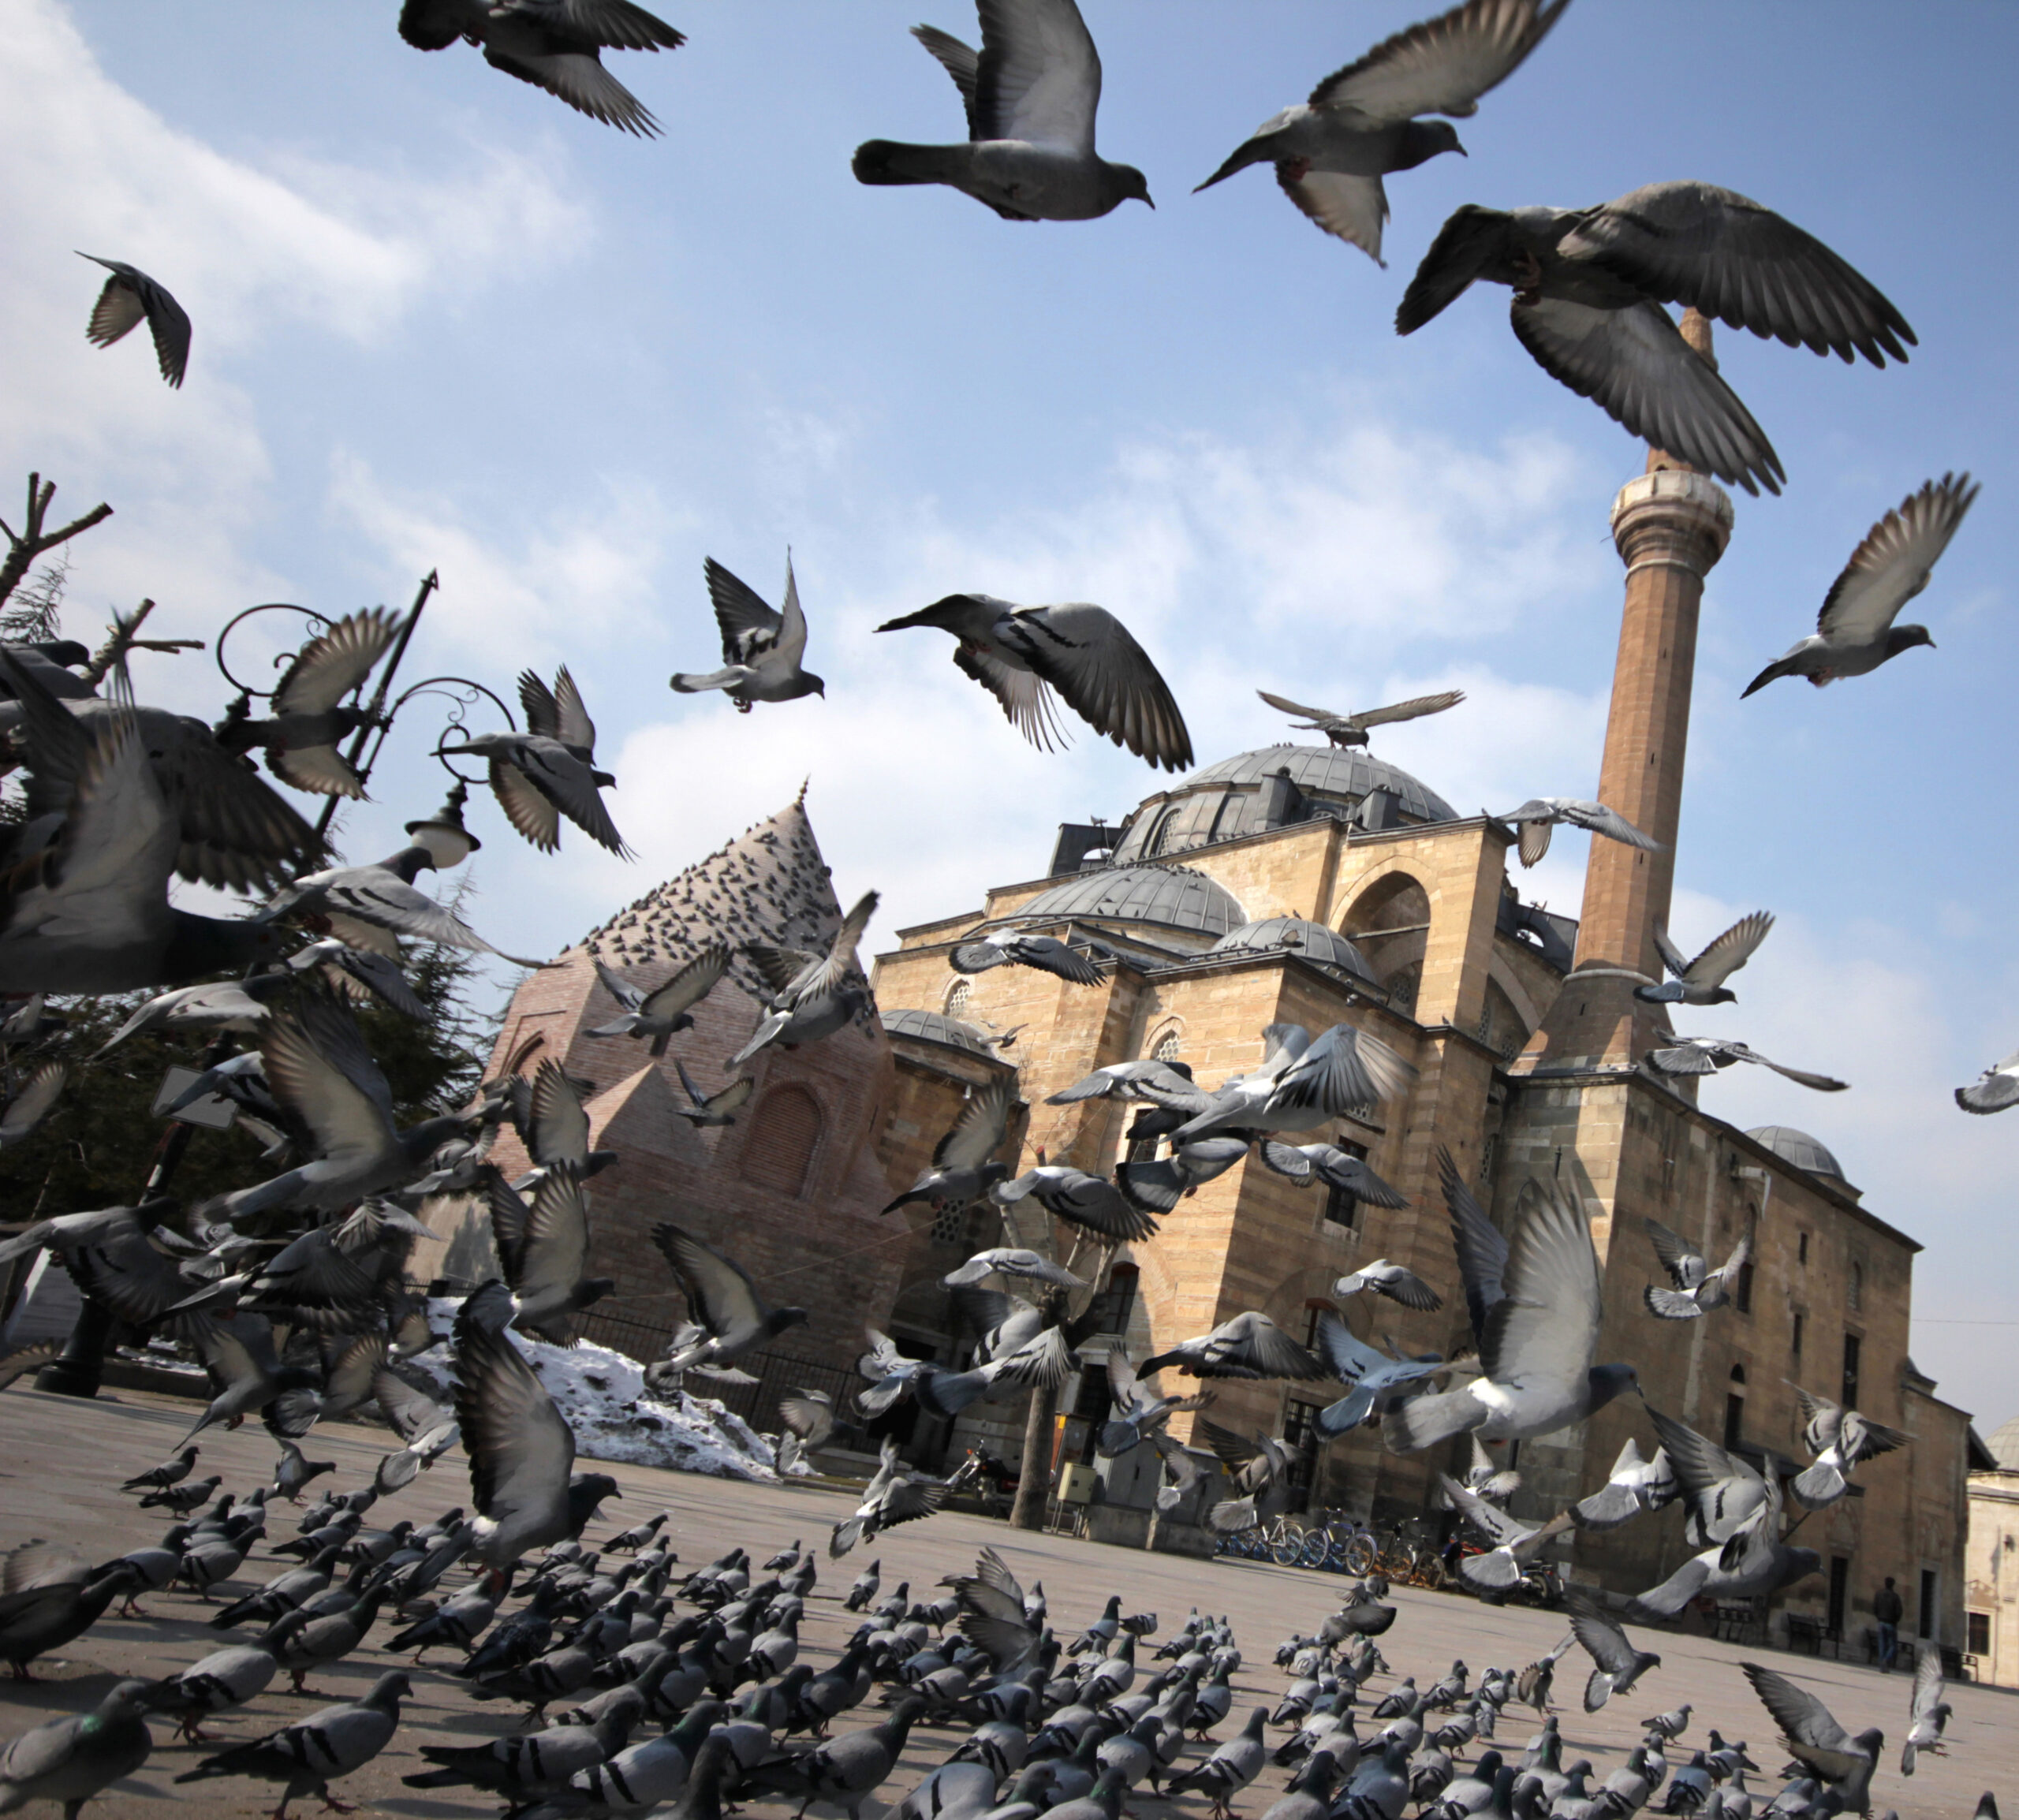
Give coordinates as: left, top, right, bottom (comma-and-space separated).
1517, 311, 1734, 1072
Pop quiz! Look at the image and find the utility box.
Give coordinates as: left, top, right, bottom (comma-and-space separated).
1095, 1440, 1162, 1512
1058, 1463, 1099, 1505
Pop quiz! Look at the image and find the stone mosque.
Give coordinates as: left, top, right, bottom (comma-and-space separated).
470, 323, 1977, 1654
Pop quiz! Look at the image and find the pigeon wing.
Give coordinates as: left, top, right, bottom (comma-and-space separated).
1741, 1662, 1859, 1757
1278, 170, 1391, 265
0, 1061, 66, 1146
1565, 1591, 1637, 1675
487, 1173, 532, 1278
652, 1224, 767, 1349
934, 1079, 1015, 1172
1232, 1315, 1330, 1381
640, 941, 731, 1020
704, 558, 784, 665
1477, 1179, 1602, 1391
1909, 1647, 1945, 1724
1256, 689, 1340, 725
1752, 1051, 1849, 1093
1348, 689, 1467, 731
373, 1364, 449, 1445
79, 255, 191, 386
1312, 1309, 1388, 1384
772, 558, 811, 669
794, 889, 882, 1001
1439, 1146, 1508, 1342
1642, 1218, 1706, 1291
912, 24, 983, 135
274, 610, 398, 716
1200, 1419, 1263, 1470
488, 756, 563, 853
954, 640, 1071, 753
778, 1390, 834, 1445
592, 957, 645, 1014
528, 1059, 590, 1168
1310, 0, 1572, 123
517, 1166, 591, 1313
1646, 1404, 1767, 1542
1651, 924, 1692, 980
1560, 800, 1661, 851
1817, 473, 1979, 643
1442, 1475, 1528, 1547
972, 0, 1103, 153
1017, 603, 1193, 773
259, 995, 396, 1167
1685, 910, 1775, 987
453, 1316, 576, 1527
549, 666, 598, 754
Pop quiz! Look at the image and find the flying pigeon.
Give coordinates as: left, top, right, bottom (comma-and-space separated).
1195, 0, 1567, 264
1643, 1036, 1846, 1093
1139, 1311, 1328, 1382
673, 1057, 754, 1127
830, 1438, 949, 1557
875, 595, 1190, 770
652, 1223, 809, 1378
1442, 1475, 1573, 1591
1136, 1021, 1414, 1143
1255, 687, 1465, 747
1744, 474, 1978, 696
853, 1, 1152, 222
1571, 1437, 1677, 1530
1627, 1519, 1819, 1621
1095, 1352, 1210, 1459
1333, 1258, 1441, 1311
671, 554, 825, 709
1645, 1404, 1775, 1550
1457, 1433, 1522, 1503
1901, 1648, 1950, 1775
733, 889, 879, 1065
260, 842, 541, 967
1310, 1311, 1443, 1434
0, 1060, 64, 1147
1788, 1385, 1908, 1509
951, 931, 1110, 984
442, 666, 630, 857
994, 1155, 1157, 1242
1398, 182, 1916, 494
1564, 1591, 1662, 1712
588, 942, 730, 1055
777, 1388, 836, 1472
884, 1079, 1016, 1216
181, 1315, 325, 1444
1957, 1047, 2019, 1115
78, 253, 190, 386
1115, 1135, 1250, 1214
1201, 1429, 1299, 1535
1636, 912, 1775, 1007
1740, 1663, 1883, 1817
1045, 1056, 1195, 1107
1494, 796, 1659, 868
1642, 1218, 1751, 1319
211, 609, 399, 797
397, 0, 684, 136
942, 1247, 1086, 1291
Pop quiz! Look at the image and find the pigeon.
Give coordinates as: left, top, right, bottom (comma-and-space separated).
885, 1079, 1016, 1215
1637, 912, 1775, 1006
397, 0, 685, 136
211, 610, 400, 796
671, 555, 825, 709
1900, 1648, 1950, 1774
0, 1059, 64, 1147
77, 253, 189, 386
1744, 474, 1977, 695
853, 1, 1151, 222
1741, 1664, 1882, 1815
0, 1677, 153, 1818
259, 841, 539, 966
490, 1162, 614, 1344
1202, 1425, 1300, 1534
733, 889, 879, 1065
1332, 1259, 1440, 1311
1457, 1434, 1522, 1503
1442, 1476, 1573, 1591
1957, 1047, 2019, 1114
0, 1547, 145, 1678
777, 1389, 836, 1471
1169, 1707, 1269, 1819
405, 1696, 644, 1793
271, 1441, 336, 1503
1642, 1219, 1752, 1320
672, 1057, 754, 1126
1494, 797, 1659, 868
118, 1445, 200, 1495
589, 943, 731, 1056
1642, 1405, 1778, 1552
1310, 1312, 1443, 1434
1385, 1177, 1636, 1452
1572, 1438, 1677, 1529
1788, 1385, 1908, 1509
951, 931, 1110, 983
180, 1315, 324, 1443
1644, 1037, 1846, 1093
875, 595, 1189, 770
176, 1669, 412, 1818
1631, 1520, 1820, 1621
1046, 1056, 1196, 1107
1095, 1352, 1209, 1458
1398, 182, 1915, 494
1139, 1311, 1328, 1382
1515, 1639, 1572, 1714
993, 1157, 1155, 1243
1282, 1145, 1409, 1210
143, 1643, 282, 1742
442, 666, 630, 857
1564, 1591, 1661, 1712
942, 1247, 1085, 1291
830, 1438, 948, 1557
1254, 688, 1466, 746
1136, 1022, 1414, 1142
1116, 1135, 1251, 1214
651, 1224, 809, 1378
748, 1695, 928, 1820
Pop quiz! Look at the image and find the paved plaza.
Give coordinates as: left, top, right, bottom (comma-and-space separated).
0, 1386, 2007, 1820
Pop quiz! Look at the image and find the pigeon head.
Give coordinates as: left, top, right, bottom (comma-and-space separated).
1588, 1363, 1640, 1409
768, 1306, 812, 1337
1887, 624, 1935, 655
35, 640, 91, 669
1396, 120, 1466, 170
1111, 163, 1154, 209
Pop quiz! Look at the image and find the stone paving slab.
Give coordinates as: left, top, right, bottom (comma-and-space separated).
0, 1386, 2007, 1820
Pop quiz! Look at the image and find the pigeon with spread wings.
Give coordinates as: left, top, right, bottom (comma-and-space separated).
673, 1057, 753, 1128
1139, 1311, 1329, 1383
1788, 1384, 1908, 1509
876, 595, 1190, 771
1256, 688, 1465, 749
1442, 1475, 1573, 1591
1195, 0, 1569, 265
1741, 1663, 1883, 1817
588, 942, 730, 1057
1311, 1311, 1443, 1435
993, 1152, 1156, 1243
1564, 1590, 1661, 1713
1096, 1352, 1211, 1459
78, 253, 190, 386
670, 555, 825, 710
1745, 474, 1976, 696
1901, 1648, 1950, 1775
951, 931, 1110, 984
1636, 912, 1775, 1007
1494, 796, 1659, 869
1644, 1036, 1845, 1094
1641, 1218, 1751, 1320
260, 844, 540, 968
442, 666, 629, 858
830, 1438, 948, 1557
734, 889, 880, 1065
884, 1078, 1016, 1217
213, 610, 399, 798
1957, 1047, 2019, 1115
652, 1222, 808, 1381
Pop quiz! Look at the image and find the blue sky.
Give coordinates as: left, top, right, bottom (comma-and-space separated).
6, 1, 2014, 1420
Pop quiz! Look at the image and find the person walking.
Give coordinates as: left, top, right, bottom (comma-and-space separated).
1874, 1576, 1905, 1671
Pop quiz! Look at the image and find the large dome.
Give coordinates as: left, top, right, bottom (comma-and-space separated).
1209, 916, 1377, 983
1746, 1126, 1846, 1181
1110, 744, 1456, 865
1987, 1415, 2019, 1472
1006, 864, 1245, 938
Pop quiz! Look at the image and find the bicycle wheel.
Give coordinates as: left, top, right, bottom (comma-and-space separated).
1342, 1534, 1378, 1577
1270, 1524, 1308, 1568
1299, 1531, 1330, 1571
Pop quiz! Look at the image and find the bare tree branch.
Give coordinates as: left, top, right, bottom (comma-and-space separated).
0, 474, 114, 613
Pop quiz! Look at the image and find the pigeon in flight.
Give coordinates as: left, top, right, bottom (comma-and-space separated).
1386, 1177, 1636, 1453
1199, 1427, 1300, 1535
443, 666, 629, 858
733, 889, 879, 1065
1333, 1258, 1442, 1311
951, 930, 1110, 983
1570, 1437, 1676, 1530
0, 1059, 65, 1148
483, 1162, 613, 1345
212, 610, 399, 798
1645, 1404, 1775, 1550
1743, 473, 1979, 696
776, 1388, 836, 1474
1442, 1475, 1573, 1592
1564, 1591, 1662, 1713
1273, 1142, 1409, 1211
1636, 911, 1774, 1006
1789, 1385, 1908, 1509
1195, 0, 1569, 265
1138, 1021, 1414, 1143
1740, 1663, 1883, 1817
884, 1078, 1016, 1217
673, 1057, 754, 1127
1095, 1352, 1210, 1459
1255, 687, 1466, 748
876, 595, 1191, 770
1310, 1311, 1443, 1434
830, 1437, 949, 1557
1629, 1514, 1818, 1620
1641, 1218, 1750, 1319
1458, 1434, 1522, 1504
853, 0, 1151, 222
588, 942, 730, 1056
941, 1247, 1086, 1291
261, 843, 540, 967
1957, 1046, 2019, 1114
1643, 1035, 1846, 1093
670, 555, 825, 710
78, 253, 190, 386
652, 1223, 809, 1379
1138, 1311, 1328, 1382
1493, 796, 1659, 868
993, 1153, 1157, 1242
397, 0, 684, 136
1901, 1649, 1950, 1775
1399, 182, 1916, 494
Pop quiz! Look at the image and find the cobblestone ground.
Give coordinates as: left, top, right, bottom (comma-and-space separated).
0, 1386, 2007, 1820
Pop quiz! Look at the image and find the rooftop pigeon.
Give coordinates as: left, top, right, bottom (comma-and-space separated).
652, 1223, 809, 1378
1642, 1218, 1751, 1320
397, 0, 684, 136
853, 1, 1151, 222
77, 253, 189, 386
1644, 1036, 1846, 1093
1957, 1047, 2019, 1114
1900, 1648, 1950, 1775
952, 930, 1110, 983
1493, 796, 1659, 868
733, 889, 879, 1065
1740, 1663, 1882, 1817
1744, 474, 1977, 696
1255, 687, 1465, 747
175, 1669, 412, 1818
1564, 1591, 1661, 1713
1398, 182, 1916, 494
876, 595, 1189, 770
0, 1677, 153, 1817
443, 666, 630, 857
211, 610, 399, 797
1385, 1177, 1636, 1453
1636, 912, 1775, 1007
670, 555, 824, 709
885, 1079, 1016, 1216
1788, 1385, 1908, 1509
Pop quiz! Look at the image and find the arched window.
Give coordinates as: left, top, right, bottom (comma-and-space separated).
1730, 1363, 1747, 1385
1086, 1264, 1138, 1337
1154, 1029, 1181, 1063
507, 1034, 547, 1076
945, 979, 972, 1020
741, 1085, 823, 1198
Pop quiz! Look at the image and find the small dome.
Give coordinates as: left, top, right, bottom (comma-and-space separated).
1746, 1126, 1846, 1181
1209, 916, 1377, 983
1987, 1415, 2019, 1472
881, 1007, 997, 1058
1006, 864, 1246, 939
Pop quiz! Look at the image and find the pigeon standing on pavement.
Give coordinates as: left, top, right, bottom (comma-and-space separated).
1494, 796, 1659, 868
1254, 688, 1466, 747
733, 889, 880, 1065
176, 1669, 412, 1818
0, 1677, 153, 1817
1641, 1219, 1752, 1320
853, 1, 1152, 222
875, 595, 1189, 770
1744, 474, 1977, 695
77, 254, 190, 386
1195, 0, 1568, 264
670, 556, 826, 710
1636, 912, 1775, 1006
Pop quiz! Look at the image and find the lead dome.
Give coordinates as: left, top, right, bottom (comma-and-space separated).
1209, 916, 1378, 983
1746, 1125, 1846, 1181
1005, 863, 1245, 939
